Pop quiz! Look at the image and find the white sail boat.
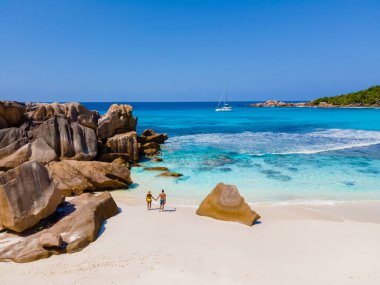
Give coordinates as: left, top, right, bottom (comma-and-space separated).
215, 82, 232, 112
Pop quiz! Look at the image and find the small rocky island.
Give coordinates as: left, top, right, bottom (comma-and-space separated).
0, 101, 168, 262
249, 85, 380, 108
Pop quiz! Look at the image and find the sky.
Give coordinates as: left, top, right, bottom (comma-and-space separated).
0, 0, 380, 102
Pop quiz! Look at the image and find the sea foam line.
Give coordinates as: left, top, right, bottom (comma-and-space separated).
166, 129, 380, 155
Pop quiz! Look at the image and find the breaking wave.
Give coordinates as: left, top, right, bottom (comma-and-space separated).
167, 129, 380, 155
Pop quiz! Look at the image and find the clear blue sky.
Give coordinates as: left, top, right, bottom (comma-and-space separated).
0, 0, 379, 102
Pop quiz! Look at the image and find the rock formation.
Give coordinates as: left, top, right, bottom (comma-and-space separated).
143, 166, 169, 171
0, 138, 57, 170
196, 183, 260, 226
98, 153, 132, 163
0, 192, 118, 263
249, 100, 309, 107
139, 129, 168, 144
97, 104, 137, 140
39, 232, 64, 248
105, 131, 140, 161
47, 160, 133, 196
25, 102, 100, 130
0, 101, 25, 129
32, 115, 98, 161
0, 100, 169, 263
0, 128, 30, 161
0, 161, 63, 232
158, 171, 183, 177
137, 129, 168, 156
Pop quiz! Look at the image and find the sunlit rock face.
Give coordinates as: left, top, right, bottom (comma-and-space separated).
106, 131, 140, 161
25, 102, 100, 130
97, 104, 137, 140
0, 192, 118, 263
0, 161, 63, 232
47, 160, 133, 197
196, 182, 260, 226
32, 115, 98, 161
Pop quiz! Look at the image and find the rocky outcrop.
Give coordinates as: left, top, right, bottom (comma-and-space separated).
143, 166, 169, 171
158, 171, 183, 177
0, 161, 63, 232
0, 138, 57, 170
47, 160, 133, 196
317, 101, 334, 108
0, 128, 29, 161
0, 101, 25, 129
32, 115, 98, 161
0, 192, 118, 263
97, 104, 137, 140
139, 129, 168, 144
98, 153, 132, 163
249, 100, 309, 107
196, 183, 260, 226
105, 131, 139, 161
25, 102, 100, 130
137, 129, 168, 156
39, 233, 63, 248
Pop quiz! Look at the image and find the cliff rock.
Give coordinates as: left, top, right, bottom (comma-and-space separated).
32, 115, 98, 161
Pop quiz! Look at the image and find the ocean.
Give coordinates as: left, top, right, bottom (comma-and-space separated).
83, 102, 380, 205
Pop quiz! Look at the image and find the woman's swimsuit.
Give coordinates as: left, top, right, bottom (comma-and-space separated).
146, 194, 152, 202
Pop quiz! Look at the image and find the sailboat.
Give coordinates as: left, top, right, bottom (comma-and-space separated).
215, 82, 232, 112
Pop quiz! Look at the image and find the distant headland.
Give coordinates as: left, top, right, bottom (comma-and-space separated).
249, 85, 380, 108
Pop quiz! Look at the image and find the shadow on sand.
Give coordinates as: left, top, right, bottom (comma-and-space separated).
148, 207, 177, 212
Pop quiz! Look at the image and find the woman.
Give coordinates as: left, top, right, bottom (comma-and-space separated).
146, 191, 156, 210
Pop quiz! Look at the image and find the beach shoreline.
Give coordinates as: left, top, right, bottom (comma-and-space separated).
1, 194, 379, 285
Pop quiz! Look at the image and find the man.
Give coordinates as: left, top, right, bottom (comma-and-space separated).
159, 189, 166, 212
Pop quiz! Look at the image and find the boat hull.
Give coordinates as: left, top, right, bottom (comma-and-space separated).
215, 107, 232, 112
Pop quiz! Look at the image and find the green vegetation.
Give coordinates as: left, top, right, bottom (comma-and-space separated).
311, 86, 380, 106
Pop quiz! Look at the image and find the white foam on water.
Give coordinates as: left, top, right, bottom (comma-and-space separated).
167, 129, 380, 155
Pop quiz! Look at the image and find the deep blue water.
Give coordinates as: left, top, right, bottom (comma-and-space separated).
83, 102, 380, 204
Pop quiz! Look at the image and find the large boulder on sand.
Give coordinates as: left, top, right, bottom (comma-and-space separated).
0, 138, 57, 171
97, 104, 137, 140
0, 192, 118, 263
0, 161, 63, 232
196, 183, 260, 226
0, 101, 26, 129
32, 115, 98, 161
25, 102, 100, 130
105, 131, 139, 161
47, 160, 133, 196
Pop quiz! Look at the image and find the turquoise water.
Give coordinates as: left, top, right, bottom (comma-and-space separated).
84, 102, 380, 205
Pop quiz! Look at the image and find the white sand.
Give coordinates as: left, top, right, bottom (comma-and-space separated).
1, 197, 380, 285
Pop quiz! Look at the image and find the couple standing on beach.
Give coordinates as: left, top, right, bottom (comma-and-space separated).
146, 190, 166, 212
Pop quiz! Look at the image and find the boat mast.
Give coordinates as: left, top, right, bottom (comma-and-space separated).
225, 81, 227, 105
